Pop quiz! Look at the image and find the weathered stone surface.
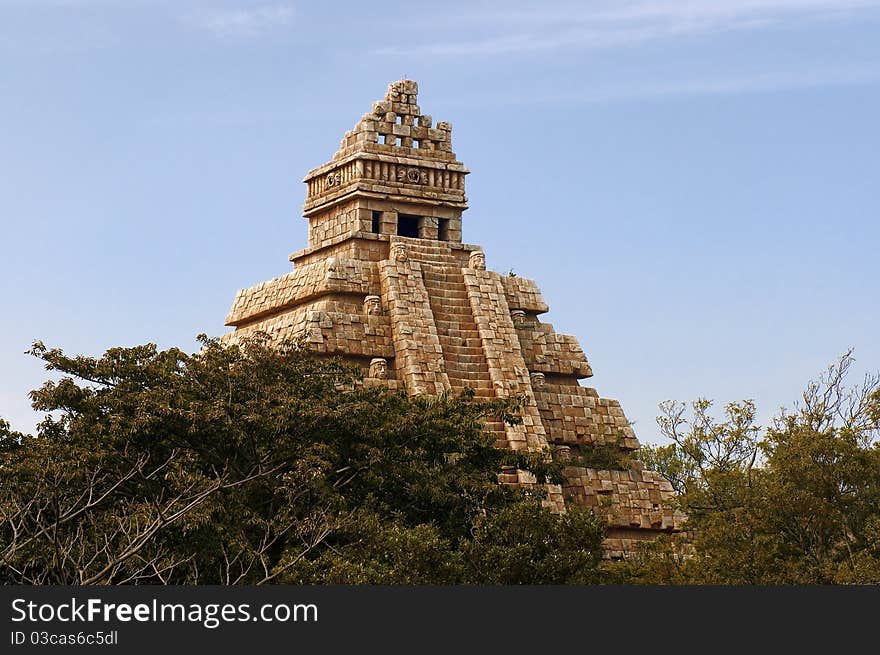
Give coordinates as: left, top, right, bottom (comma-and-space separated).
222, 80, 682, 555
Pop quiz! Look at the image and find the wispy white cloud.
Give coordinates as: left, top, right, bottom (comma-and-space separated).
463, 64, 880, 107
0, 1, 298, 54
0, 0, 171, 6
476, 0, 880, 26
188, 3, 294, 39
376, 0, 880, 56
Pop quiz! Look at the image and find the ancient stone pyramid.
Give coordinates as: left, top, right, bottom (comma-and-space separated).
223, 80, 683, 556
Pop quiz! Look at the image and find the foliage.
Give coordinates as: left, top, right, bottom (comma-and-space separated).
0, 335, 604, 584
566, 437, 634, 472
7, 333, 875, 585
627, 351, 880, 584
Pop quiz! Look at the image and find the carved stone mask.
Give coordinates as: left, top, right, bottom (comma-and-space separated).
553, 445, 572, 462
530, 372, 546, 389
369, 358, 388, 379
364, 295, 382, 316
511, 310, 526, 326
390, 243, 408, 263
469, 251, 486, 270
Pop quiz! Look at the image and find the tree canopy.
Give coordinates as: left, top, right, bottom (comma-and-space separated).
626, 351, 880, 584
0, 336, 604, 584
3, 336, 877, 585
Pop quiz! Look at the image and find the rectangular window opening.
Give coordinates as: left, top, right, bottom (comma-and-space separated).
438, 218, 450, 241
371, 211, 381, 234
397, 214, 420, 238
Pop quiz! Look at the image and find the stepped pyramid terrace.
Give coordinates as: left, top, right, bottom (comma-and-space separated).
222, 79, 684, 557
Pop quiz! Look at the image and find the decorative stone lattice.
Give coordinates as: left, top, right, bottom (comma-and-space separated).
223, 80, 684, 555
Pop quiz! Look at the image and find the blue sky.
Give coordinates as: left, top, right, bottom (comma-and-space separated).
2, 0, 878, 443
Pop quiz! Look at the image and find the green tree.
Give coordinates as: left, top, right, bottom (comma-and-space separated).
0, 335, 604, 584
629, 351, 880, 584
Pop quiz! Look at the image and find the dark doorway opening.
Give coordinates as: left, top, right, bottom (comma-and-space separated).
438, 218, 450, 241
371, 211, 381, 234
397, 214, 420, 238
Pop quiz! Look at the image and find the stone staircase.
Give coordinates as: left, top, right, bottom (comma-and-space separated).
422, 265, 493, 398
389, 237, 507, 442
424, 287, 506, 440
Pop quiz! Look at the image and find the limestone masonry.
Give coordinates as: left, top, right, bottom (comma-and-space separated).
223, 80, 683, 557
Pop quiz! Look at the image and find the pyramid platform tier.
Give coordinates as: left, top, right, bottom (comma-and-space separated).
222, 79, 684, 556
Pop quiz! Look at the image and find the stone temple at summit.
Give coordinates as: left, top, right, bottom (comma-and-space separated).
222, 80, 683, 556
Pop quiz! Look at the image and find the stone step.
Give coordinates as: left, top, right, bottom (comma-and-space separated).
422, 269, 463, 278
437, 335, 481, 345
437, 334, 480, 344
433, 312, 473, 319
439, 346, 484, 356
445, 354, 488, 364
421, 260, 498, 403
434, 318, 476, 328
422, 275, 466, 286
450, 383, 495, 395
432, 322, 476, 331
446, 366, 490, 375
427, 295, 468, 303
433, 323, 479, 334
422, 272, 464, 281
434, 303, 474, 321
445, 365, 490, 376
425, 295, 470, 305
394, 248, 458, 267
